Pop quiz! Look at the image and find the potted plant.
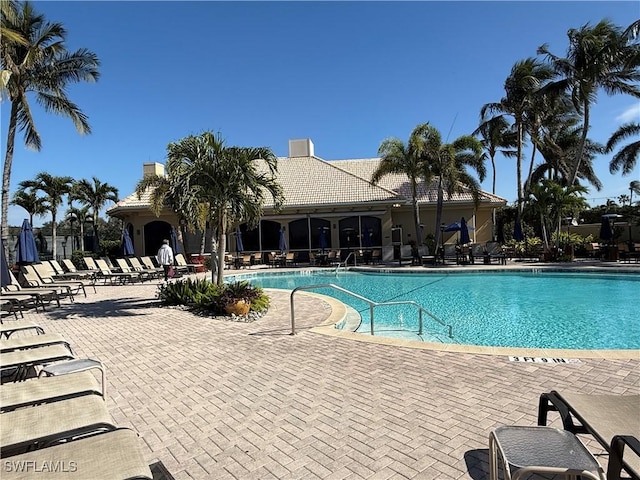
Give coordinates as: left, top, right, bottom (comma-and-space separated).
220, 281, 262, 316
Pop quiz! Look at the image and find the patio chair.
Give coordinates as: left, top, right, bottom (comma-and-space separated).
47, 259, 95, 281
27, 263, 93, 296
129, 256, 162, 279
2, 428, 153, 479
61, 258, 98, 277
174, 253, 200, 273
0, 319, 44, 339
0, 344, 75, 382
0, 394, 116, 457
0, 333, 73, 355
114, 258, 151, 282
284, 251, 297, 267
5, 270, 66, 307
93, 258, 138, 285
140, 256, 165, 276
538, 390, 640, 480
0, 371, 102, 412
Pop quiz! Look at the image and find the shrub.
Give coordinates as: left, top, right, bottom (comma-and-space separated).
157, 278, 269, 314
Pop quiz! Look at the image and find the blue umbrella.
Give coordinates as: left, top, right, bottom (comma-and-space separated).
319, 227, 328, 252
362, 227, 372, 248
460, 217, 471, 245
235, 227, 244, 253
279, 227, 287, 252
121, 228, 135, 256
15, 219, 39, 265
599, 216, 613, 242
170, 226, 182, 254
513, 219, 524, 242
1, 238, 11, 288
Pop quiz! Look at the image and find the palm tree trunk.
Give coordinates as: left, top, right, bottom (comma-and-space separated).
199, 230, 206, 255
79, 222, 85, 251
434, 179, 444, 254
516, 121, 523, 215
51, 211, 57, 259
525, 143, 538, 196
570, 102, 590, 186
215, 209, 226, 285
491, 154, 497, 241
1, 102, 19, 257
412, 188, 422, 246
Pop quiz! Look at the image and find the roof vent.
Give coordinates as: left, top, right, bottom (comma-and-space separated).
143, 162, 165, 178
288, 139, 314, 157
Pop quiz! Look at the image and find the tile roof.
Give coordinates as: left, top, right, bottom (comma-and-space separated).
108, 155, 506, 215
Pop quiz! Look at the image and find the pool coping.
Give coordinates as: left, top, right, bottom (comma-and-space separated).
246, 267, 640, 360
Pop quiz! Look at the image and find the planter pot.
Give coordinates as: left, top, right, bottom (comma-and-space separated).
225, 300, 250, 316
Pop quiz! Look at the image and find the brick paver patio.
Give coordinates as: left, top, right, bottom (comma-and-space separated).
6, 264, 639, 479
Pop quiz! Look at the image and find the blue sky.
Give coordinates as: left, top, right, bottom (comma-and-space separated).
3, 1, 639, 227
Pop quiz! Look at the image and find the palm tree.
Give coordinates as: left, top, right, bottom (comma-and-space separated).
73, 177, 119, 240
606, 122, 640, 176
538, 19, 640, 185
19, 172, 73, 258
0, 0, 99, 257
473, 116, 516, 195
630, 180, 640, 206
372, 125, 436, 246
416, 124, 485, 251
164, 131, 284, 285
10, 187, 46, 226
481, 58, 554, 220
65, 204, 91, 251
135, 166, 207, 255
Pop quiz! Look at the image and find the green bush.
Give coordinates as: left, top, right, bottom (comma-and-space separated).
157, 278, 269, 315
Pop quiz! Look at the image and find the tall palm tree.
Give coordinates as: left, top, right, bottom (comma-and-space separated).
416, 124, 485, 250
10, 187, 46, 226
19, 172, 73, 258
538, 19, 640, 185
1, 1, 99, 257
165, 131, 284, 285
65, 204, 90, 251
473, 116, 516, 195
606, 122, 640, 176
372, 125, 436, 246
73, 177, 119, 240
630, 180, 640, 206
481, 58, 554, 221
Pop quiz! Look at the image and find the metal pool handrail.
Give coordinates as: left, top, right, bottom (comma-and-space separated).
290, 283, 453, 339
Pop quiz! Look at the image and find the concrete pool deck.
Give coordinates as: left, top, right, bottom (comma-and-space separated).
7, 260, 639, 479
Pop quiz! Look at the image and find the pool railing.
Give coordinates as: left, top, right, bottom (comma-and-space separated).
290, 283, 453, 340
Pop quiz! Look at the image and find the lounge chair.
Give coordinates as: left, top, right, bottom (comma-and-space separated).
37, 262, 96, 293
114, 258, 151, 282
0, 320, 45, 339
61, 258, 98, 277
0, 333, 73, 355
2, 428, 153, 479
538, 390, 640, 480
46, 259, 95, 281
0, 345, 75, 382
23, 264, 89, 297
4, 271, 65, 308
0, 394, 115, 457
0, 371, 102, 412
140, 256, 165, 276
175, 253, 200, 273
93, 258, 138, 285
129, 256, 161, 279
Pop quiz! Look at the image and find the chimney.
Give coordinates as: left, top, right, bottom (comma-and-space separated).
288, 139, 314, 157
143, 162, 165, 177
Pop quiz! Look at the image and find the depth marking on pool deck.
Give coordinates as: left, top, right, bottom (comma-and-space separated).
509, 356, 582, 363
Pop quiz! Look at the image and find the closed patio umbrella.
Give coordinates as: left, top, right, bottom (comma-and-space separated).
599, 216, 613, 242
235, 227, 244, 253
121, 229, 134, 256
1, 239, 11, 288
460, 217, 471, 245
362, 227, 372, 248
513, 219, 524, 242
319, 227, 328, 253
15, 219, 39, 265
170, 226, 182, 254
279, 227, 287, 253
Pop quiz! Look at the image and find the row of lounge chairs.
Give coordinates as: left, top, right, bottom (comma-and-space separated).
0, 318, 153, 478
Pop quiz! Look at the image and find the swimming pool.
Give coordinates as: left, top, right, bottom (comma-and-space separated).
232, 270, 640, 350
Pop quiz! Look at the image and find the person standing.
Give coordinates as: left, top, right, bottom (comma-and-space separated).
157, 239, 174, 282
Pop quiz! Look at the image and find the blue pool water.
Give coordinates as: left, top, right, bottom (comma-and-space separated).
232, 270, 640, 350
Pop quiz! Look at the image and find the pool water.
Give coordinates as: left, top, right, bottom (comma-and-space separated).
234, 270, 640, 350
